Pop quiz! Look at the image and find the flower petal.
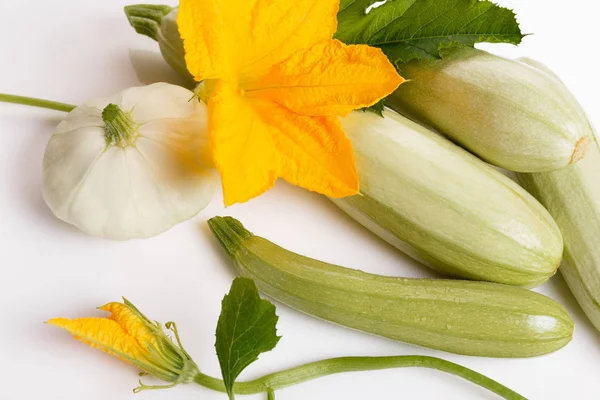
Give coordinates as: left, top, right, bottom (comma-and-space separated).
100, 302, 158, 349
252, 100, 359, 198
178, 0, 339, 81
246, 40, 404, 116
178, 0, 242, 80
209, 81, 278, 206
239, 0, 340, 80
48, 317, 149, 363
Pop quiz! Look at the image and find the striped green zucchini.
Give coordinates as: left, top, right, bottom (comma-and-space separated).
208, 216, 574, 358
334, 109, 563, 287
387, 48, 592, 173
518, 136, 600, 330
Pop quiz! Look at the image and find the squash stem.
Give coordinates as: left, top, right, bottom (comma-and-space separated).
208, 216, 253, 258
102, 104, 138, 147
193, 355, 526, 400
0, 93, 75, 112
124, 4, 173, 42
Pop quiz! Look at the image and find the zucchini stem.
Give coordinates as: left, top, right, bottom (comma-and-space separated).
124, 4, 173, 42
208, 216, 253, 258
0, 93, 76, 112
193, 355, 527, 400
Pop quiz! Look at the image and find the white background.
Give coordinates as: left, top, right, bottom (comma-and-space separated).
1, 1, 599, 399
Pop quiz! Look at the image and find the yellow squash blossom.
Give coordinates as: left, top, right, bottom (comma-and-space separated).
48, 299, 199, 391
178, 0, 404, 205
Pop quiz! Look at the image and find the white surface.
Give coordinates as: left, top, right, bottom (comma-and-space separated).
1, 1, 599, 399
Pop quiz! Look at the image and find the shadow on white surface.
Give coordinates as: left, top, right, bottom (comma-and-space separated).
9, 116, 85, 238
128, 48, 192, 88
198, 221, 239, 279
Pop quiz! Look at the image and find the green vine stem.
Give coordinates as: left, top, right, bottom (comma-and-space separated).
0, 93, 76, 112
194, 355, 527, 400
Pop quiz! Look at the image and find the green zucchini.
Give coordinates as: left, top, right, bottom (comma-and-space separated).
387, 48, 592, 173
334, 109, 563, 287
518, 136, 600, 330
208, 216, 574, 358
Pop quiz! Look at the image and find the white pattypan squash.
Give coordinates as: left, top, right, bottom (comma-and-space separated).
42, 83, 217, 240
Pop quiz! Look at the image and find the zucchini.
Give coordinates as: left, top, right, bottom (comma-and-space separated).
334, 109, 563, 287
208, 216, 574, 358
387, 48, 592, 173
518, 137, 600, 330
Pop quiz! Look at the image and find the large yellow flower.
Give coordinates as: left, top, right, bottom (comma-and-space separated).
178, 0, 403, 205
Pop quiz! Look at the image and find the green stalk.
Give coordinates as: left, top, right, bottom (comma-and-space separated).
101, 104, 138, 147
0, 93, 75, 112
124, 4, 173, 42
193, 356, 527, 400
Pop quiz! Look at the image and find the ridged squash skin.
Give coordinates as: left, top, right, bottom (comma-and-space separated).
334, 109, 563, 287
518, 137, 600, 330
209, 217, 574, 358
387, 48, 592, 173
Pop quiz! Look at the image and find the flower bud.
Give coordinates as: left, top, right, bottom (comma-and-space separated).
48, 299, 200, 391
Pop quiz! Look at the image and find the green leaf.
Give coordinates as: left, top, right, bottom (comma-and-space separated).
215, 277, 281, 399
335, 0, 524, 64
362, 99, 385, 117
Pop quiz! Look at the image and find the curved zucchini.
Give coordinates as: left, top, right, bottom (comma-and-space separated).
334, 109, 563, 287
387, 48, 591, 173
518, 136, 600, 330
208, 216, 574, 358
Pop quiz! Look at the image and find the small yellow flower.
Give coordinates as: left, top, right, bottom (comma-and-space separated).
48, 299, 198, 391
178, 0, 404, 206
